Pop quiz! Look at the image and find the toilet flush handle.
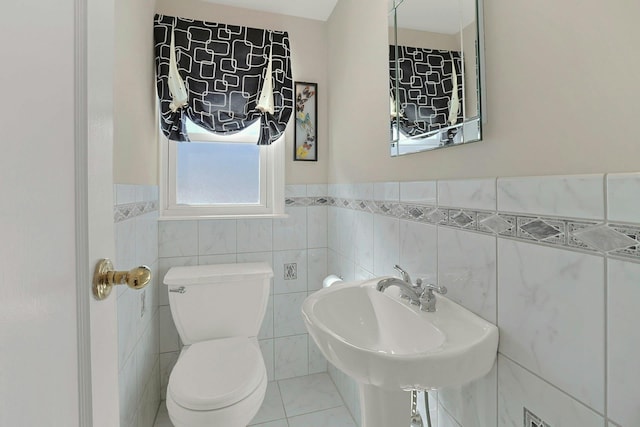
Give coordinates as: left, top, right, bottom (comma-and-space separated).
169, 286, 186, 294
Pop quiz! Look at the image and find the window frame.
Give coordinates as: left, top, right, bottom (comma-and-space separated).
159, 125, 285, 219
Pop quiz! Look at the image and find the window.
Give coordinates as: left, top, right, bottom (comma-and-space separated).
161, 119, 285, 218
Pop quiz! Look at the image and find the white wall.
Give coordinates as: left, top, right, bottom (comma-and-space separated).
114, 0, 158, 185
115, 0, 331, 185
327, 0, 640, 183
326, 0, 389, 184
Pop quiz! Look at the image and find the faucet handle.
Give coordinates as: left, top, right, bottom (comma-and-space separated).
393, 265, 412, 284
418, 280, 447, 295
417, 282, 447, 312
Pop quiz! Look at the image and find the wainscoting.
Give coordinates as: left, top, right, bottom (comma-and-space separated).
324, 173, 640, 427
126, 174, 640, 427
114, 184, 161, 427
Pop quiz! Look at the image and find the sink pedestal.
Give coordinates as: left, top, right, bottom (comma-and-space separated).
359, 384, 410, 427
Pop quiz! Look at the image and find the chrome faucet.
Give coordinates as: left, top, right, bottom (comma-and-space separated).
376, 266, 447, 312
376, 276, 423, 305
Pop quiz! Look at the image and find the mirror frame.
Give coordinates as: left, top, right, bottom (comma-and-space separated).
389, 0, 486, 156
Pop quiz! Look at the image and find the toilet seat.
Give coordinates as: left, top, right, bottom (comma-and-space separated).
168, 337, 265, 411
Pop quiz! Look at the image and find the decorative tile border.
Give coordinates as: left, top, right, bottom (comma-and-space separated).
524, 407, 551, 427
285, 197, 329, 207
288, 196, 640, 261
114, 200, 158, 223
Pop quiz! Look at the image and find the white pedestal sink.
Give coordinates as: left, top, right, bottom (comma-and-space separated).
302, 278, 498, 427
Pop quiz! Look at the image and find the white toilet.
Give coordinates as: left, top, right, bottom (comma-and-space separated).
163, 262, 273, 427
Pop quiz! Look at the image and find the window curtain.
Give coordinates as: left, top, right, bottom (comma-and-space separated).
154, 14, 294, 145
390, 45, 463, 137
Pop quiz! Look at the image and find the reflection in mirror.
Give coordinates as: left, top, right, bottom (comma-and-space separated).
389, 0, 484, 156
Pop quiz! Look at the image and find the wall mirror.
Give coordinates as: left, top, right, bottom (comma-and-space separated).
389, 0, 485, 156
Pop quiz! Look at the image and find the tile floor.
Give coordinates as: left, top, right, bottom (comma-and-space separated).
153, 373, 357, 427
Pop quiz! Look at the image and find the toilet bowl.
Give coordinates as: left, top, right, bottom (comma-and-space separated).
166, 337, 267, 426
163, 262, 273, 427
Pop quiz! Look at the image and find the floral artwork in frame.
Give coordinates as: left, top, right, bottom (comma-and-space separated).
294, 82, 318, 161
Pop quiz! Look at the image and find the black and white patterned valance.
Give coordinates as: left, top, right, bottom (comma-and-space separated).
390, 45, 463, 137
154, 15, 294, 145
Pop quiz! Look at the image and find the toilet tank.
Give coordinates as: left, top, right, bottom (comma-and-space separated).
164, 262, 273, 345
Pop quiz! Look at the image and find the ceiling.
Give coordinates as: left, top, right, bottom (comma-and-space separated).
201, 0, 475, 35
202, 0, 340, 21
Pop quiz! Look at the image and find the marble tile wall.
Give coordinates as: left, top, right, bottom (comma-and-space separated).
114, 184, 160, 427
156, 184, 329, 400
325, 173, 640, 427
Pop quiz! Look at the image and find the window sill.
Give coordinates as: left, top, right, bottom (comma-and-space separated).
158, 212, 289, 221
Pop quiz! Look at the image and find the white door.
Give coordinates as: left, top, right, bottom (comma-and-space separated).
1, 0, 119, 425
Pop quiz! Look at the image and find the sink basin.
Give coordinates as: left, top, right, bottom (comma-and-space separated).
302, 278, 499, 391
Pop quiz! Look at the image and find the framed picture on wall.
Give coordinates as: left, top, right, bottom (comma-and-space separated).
294, 81, 318, 161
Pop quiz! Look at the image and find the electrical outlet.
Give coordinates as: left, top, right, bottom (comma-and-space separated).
524, 408, 551, 427
284, 263, 297, 280
140, 291, 146, 318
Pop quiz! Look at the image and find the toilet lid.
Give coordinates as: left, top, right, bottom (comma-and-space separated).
168, 337, 265, 411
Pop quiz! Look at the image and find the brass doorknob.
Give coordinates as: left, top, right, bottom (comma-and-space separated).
93, 259, 152, 300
